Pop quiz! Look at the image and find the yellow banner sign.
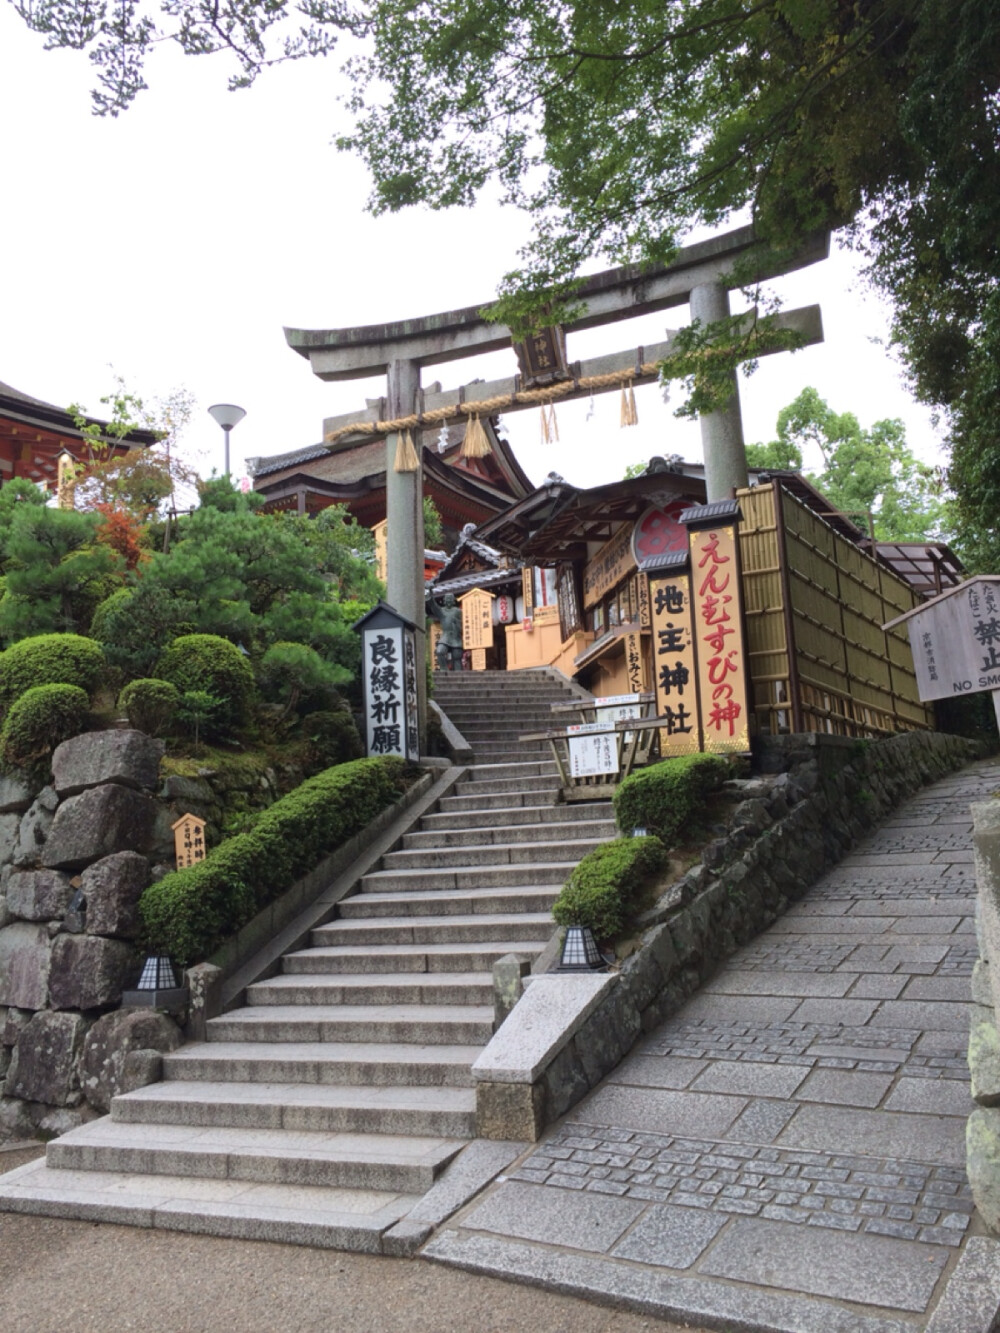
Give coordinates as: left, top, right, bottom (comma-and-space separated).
649, 572, 702, 756
583, 523, 637, 609
690, 523, 750, 753
460, 587, 494, 650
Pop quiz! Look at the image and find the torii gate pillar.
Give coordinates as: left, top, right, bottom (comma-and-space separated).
385, 358, 427, 750
690, 282, 749, 501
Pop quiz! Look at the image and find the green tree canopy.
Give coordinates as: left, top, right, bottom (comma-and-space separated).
15, 0, 1000, 559
746, 387, 948, 544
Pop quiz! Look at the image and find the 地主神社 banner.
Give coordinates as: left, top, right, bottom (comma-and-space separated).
648, 570, 702, 757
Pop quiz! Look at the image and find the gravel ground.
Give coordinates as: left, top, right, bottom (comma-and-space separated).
0, 1146, 706, 1333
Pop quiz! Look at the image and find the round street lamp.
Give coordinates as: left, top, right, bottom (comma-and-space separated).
207, 403, 247, 477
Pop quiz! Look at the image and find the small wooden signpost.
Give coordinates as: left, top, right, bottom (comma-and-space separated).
460, 587, 494, 669
172, 813, 207, 870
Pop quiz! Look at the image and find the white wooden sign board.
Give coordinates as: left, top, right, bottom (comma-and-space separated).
567, 722, 619, 777
893, 578, 1000, 702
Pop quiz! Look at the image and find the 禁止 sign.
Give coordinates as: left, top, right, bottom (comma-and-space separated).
884, 576, 1000, 702
354, 601, 420, 763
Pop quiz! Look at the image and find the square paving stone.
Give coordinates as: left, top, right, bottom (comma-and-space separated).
884, 917, 961, 936
691, 1061, 808, 1099
777, 1105, 966, 1167
609, 1056, 708, 1090
460, 1179, 643, 1253
610, 1202, 726, 1269
699, 1216, 947, 1312
704, 970, 853, 998
848, 975, 908, 999
795, 1068, 893, 1109
884, 1078, 973, 1117
901, 977, 972, 1002
725, 1099, 798, 1144
870, 1001, 970, 1033
573, 1086, 746, 1139
790, 999, 880, 1026
671, 995, 799, 1024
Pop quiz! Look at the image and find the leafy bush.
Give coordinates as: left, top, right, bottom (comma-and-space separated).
257, 641, 349, 717
0, 633, 105, 712
613, 753, 732, 846
155, 633, 255, 733
302, 709, 363, 769
552, 836, 668, 939
118, 678, 180, 735
0, 684, 89, 775
91, 582, 196, 681
140, 756, 406, 967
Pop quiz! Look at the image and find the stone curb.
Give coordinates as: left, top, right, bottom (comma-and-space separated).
924, 1236, 1000, 1332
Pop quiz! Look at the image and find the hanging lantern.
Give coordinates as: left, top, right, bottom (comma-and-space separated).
494, 594, 515, 625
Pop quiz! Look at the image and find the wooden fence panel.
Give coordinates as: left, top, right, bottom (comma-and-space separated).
736, 483, 933, 738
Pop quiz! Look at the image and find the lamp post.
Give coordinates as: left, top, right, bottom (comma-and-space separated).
207, 403, 247, 477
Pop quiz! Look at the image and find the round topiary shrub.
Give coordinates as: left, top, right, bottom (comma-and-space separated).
90, 587, 133, 641
0, 683, 90, 775
301, 709, 364, 771
118, 678, 180, 736
258, 641, 346, 717
0, 633, 105, 712
155, 634, 255, 734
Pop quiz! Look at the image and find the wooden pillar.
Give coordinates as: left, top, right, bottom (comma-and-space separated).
690, 282, 749, 502
385, 358, 427, 750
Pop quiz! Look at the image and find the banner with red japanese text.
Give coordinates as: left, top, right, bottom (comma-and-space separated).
689, 524, 750, 753
648, 572, 702, 756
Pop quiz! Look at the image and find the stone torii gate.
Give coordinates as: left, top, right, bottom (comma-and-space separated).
285, 223, 829, 749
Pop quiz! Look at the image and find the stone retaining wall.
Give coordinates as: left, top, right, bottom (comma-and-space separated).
475, 729, 981, 1140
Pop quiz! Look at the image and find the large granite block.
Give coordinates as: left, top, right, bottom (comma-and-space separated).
41, 784, 157, 871
472, 973, 616, 1085
611, 1202, 726, 1269
13, 787, 58, 867
81, 1007, 181, 1111
5, 869, 74, 922
0, 921, 52, 1008
461, 1179, 643, 1252
52, 729, 164, 796
81, 851, 151, 939
48, 934, 138, 1010
5, 1009, 88, 1105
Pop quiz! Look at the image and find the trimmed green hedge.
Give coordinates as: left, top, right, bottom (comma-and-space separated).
613, 753, 731, 846
140, 756, 406, 967
0, 683, 90, 775
0, 634, 104, 712
553, 836, 668, 939
155, 634, 255, 733
119, 678, 180, 735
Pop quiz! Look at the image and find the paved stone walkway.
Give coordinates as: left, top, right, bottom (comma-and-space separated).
425, 758, 1000, 1332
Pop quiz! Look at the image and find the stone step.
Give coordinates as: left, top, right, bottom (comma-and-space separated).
313, 912, 554, 947
163, 1040, 483, 1088
246, 972, 494, 1008
207, 1003, 495, 1045
463, 761, 559, 782
455, 776, 560, 797
420, 803, 611, 831
340, 885, 560, 918
437, 789, 561, 813
403, 819, 615, 849
286, 941, 545, 973
358, 862, 571, 893
46, 1118, 465, 1194
382, 837, 603, 871
111, 1080, 478, 1137
0, 1158, 418, 1251
469, 743, 552, 758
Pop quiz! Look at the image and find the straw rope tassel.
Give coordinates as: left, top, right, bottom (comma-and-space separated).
393, 429, 420, 472
540, 402, 559, 444
460, 414, 492, 459
620, 381, 638, 427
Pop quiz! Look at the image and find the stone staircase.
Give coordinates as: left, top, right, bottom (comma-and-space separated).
0, 669, 616, 1249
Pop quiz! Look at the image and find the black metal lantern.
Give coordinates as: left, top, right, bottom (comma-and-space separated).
121, 954, 188, 1012
137, 955, 178, 991
559, 924, 606, 971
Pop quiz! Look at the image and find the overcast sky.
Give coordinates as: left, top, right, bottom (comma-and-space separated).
0, 7, 948, 494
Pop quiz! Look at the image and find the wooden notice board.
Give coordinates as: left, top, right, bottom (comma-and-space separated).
460, 587, 494, 652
